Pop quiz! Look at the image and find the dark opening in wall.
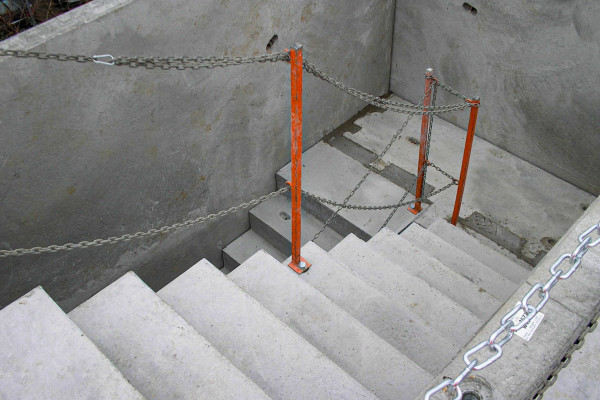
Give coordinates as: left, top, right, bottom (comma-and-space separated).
462, 3, 477, 15
266, 34, 278, 53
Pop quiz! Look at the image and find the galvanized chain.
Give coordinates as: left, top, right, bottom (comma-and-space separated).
302, 59, 471, 115
425, 219, 600, 400
531, 312, 599, 399
0, 187, 289, 258
379, 163, 427, 230
311, 88, 429, 241
302, 178, 456, 212
435, 78, 469, 102
0, 48, 290, 69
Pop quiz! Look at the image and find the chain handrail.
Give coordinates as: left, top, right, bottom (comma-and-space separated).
425, 219, 600, 399
0, 187, 289, 258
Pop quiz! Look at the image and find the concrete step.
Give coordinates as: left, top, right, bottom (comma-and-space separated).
297, 241, 459, 374
249, 193, 343, 255
229, 250, 430, 400
401, 222, 518, 301
69, 272, 270, 400
158, 259, 378, 400
276, 142, 424, 241
222, 229, 286, 274
368, 228, 502, 320
0, 287, 145, 400
330, 234, 483, 347
428, 219, 531, 283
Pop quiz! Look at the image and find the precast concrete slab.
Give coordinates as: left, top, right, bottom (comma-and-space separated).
229, 250, 431, 400
296, 241, 459, 374
428, 219, 530, 283
368, 228, 501, 320
69, 272, 270, 400
400, 222, 518, 301
330, 234, 483, 346
249, 194, 343, 254
276, 141, 425, 240
222, 229, 286, 274
341, 96, 596, 261
0, 287, 145, 400
158, 259, 378, 400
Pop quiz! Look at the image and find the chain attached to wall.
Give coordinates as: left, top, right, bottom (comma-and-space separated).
425, 219, 600, 400
0, 187, 289, 258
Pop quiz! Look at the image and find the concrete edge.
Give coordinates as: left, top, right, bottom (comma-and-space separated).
419, 195, 600, 399
0, 0, 135, 53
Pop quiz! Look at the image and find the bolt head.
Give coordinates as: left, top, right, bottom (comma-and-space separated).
298, 261, 307, 270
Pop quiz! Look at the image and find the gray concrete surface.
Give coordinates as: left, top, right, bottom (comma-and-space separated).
401, 222, 517, 301
368, 227, 501, 320
391, 1, 600, 195
428, 219, 530, 284
230, 250, 431, 400
158, 259, 378, 400
69, 272, 270, 400
222, 229, 286, 273
297, 241, 459, 374
421, 195, 600, 400
0, 287, 145, 400
249, 193, 343, 254
343, 95, 596, 263
330, 234, 482, 346
0, 0, 395, 311
277, 142, 425, 240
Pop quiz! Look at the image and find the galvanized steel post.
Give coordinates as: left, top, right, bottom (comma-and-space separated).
288, 43, 311, 274
409, 68, 434, 215
451, 97, 480, 225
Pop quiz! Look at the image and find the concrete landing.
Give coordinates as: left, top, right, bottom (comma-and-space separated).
276, 141, 426, 240
0, 287, 145, 400
69, 272, 270, 400
342, 95, 595, 262
158, 259, 378, 400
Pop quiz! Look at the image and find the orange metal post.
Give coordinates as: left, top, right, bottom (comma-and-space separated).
288, 43, 311, 274
409, 68, 434, 215
451, 97, 480, 225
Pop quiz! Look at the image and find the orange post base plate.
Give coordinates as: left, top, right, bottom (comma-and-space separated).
288, 257, 312, 274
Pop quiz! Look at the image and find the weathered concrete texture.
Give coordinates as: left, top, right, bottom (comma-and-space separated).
0, 287, 145, 400
158, 259, 379, 400
0, 0, 396, 311
69, 272, 270, 400
222, 229, 286, 273
343, 95, 595, 262
391, 1, 600, 194
230, 250, 431, 400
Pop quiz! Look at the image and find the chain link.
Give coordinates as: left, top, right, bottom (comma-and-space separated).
0, 48, 290, 70
425, 219, 600, 400
435, 78, 469, 102
302, 59, 472, 115
0, 187, 289, 258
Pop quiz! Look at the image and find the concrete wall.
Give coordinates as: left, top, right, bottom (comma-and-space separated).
0, 0, 395, 311
391, 1, 600, 195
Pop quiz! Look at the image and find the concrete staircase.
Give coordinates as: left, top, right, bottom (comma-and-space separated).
1, 215, 531, 399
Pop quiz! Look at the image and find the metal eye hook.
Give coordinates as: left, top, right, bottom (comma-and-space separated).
93, 54, 115, 66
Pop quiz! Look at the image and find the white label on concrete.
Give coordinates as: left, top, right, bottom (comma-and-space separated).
510, 303, 544, 341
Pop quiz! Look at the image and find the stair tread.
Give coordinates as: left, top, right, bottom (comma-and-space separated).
229, 250, 431, 400
330, 234, 483, 346
158, 259, 378, 400
369, 228, 502, 320
401, 222, 518, 301
69, 272, 270, 400
298, 241, 459, 374
222, 229, 286, 273
250, 193, 343, 254
0, 287, 144, 400
428, 219, 530, 283
276, 142, 422, 240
